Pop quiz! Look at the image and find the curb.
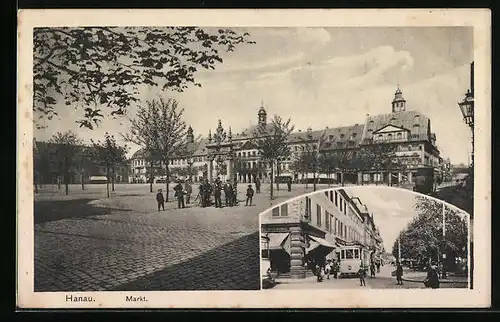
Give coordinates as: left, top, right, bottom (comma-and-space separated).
402, 277, 468, 284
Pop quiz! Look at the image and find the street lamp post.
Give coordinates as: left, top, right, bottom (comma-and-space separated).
457, 60, 474, 289
441, 202, 447, 279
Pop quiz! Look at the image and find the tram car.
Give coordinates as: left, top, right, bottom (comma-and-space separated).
338, 244, 371, 278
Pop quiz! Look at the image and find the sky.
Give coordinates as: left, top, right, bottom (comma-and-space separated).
343, 186, 468, 252
34, 27, 474, 163
343, 186, 422, 252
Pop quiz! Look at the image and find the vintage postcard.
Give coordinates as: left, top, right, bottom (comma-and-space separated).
17, 9, 490, 308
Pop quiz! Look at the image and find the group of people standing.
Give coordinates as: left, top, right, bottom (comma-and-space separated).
155, 176, 263, 210
311, 259, 340, 283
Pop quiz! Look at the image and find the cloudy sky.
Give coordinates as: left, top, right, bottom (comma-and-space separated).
34, 27, 474, 163
343, 187, 419, 252
343, 186, 468, 252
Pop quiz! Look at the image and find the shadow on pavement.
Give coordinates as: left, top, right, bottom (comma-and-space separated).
112, 231, 260, 291
34, 199, 132, 224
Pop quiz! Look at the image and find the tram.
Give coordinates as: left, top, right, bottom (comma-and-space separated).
338, 244, 371, 278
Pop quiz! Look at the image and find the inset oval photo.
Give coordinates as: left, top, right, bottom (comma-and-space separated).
260, 186, 471, 290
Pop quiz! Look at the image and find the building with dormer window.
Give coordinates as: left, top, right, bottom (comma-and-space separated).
260, 188, 384, 279
128, 87, 442, 186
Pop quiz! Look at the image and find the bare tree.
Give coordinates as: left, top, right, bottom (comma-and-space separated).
48, 131, 83, 195
251, 115, 294, 200
123, 98, 188, 202
297, 129, 328, 191
90, 132, 128, 198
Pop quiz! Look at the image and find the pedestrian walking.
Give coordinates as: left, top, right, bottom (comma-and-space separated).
370, 262, 376, 278
325, 260, 331, 280
156, 189, 165, 211
424, 264, 440, 289
358, 265, 366, 286
255, 177, 261, 193
316, 264, 323, 283
395, 261, 404, 285
376, 259, 381, 273
332, 260, 339, 279
214, 177, 223, 208
232, 179, 238, 205
223, 180, 234, 207
245, 184, 254, 206
174, 181, 185, 209
184, 179, 192, 204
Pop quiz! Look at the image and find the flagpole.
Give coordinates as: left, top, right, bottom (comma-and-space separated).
398, 236, 401, 262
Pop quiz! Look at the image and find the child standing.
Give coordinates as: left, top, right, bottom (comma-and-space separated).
156, 189, 165, 211
245, 184, 254, 206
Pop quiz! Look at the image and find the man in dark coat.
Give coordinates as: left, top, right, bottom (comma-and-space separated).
287, 177, 292, 192
174, 181, 185, 209
223, 180, 234, 207
156, 189, 165, 211
213, 177, 223, 208
424, 265, 440, 289
395, 261, 404, 285
245, 184, 254, 206
255, 177, 261, 193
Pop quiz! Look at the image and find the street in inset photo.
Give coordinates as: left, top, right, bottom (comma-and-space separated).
260, 187, 470, 290
31, 26, 474, 292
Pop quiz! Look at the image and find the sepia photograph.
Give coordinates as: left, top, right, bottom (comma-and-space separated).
260, 187, 470, 290
17, 9, 490, 308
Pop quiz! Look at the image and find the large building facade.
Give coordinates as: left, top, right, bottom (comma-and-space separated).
260, 188, 384, 279
129, 87, 443, 186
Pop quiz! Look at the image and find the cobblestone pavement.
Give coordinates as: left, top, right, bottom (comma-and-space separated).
270, 265, 468, 290
34, 183, 320, 292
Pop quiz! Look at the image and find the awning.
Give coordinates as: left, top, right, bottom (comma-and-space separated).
306, 236, 337, 253
262, 233, 290, 251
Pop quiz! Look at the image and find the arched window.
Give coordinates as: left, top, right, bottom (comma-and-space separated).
396, 133, 402, 139
413, 124, 420, 128
340, 133, 345, 139
243, 152, 247, 157
377, 134, 383, 140
387, 134, 393, 140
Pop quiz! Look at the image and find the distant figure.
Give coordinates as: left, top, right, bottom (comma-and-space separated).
255, 177, 261, 193
370, 262, 376, 278
396, 262, 404, 285
223, 180, 234, 207
174, 181, 185, 209
214, 177, 223, 208
287, 177, 292, 192
245, 184, 254, 206
358, 265, 366, 286
156, 189, 165, 211
316, 264, 323, 283
424, 264, 440, 289
325, 260, 331, 280
184, 179, 192, 204
376, 259, 381, 273
232, 179, 238, 205
332, 260, 339, 279
201, 179, 213, 207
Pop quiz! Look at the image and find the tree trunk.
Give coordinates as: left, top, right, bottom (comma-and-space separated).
64, 157, 69, 196
40, 174, 43, 188
149, 162, 153, 193
58, 175, 61, 190
269, 163, 274, 200
81, 172, 85, 190
313, 168, 317, 192
112, 166, 115, 191
275, 162, 280, 191
165, 164, 170, 202
327, 173, 331, 187
106, 166, 110, 198
305, 172, 309, 190
34, 173, 39, 194
341, 171, 344, 187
